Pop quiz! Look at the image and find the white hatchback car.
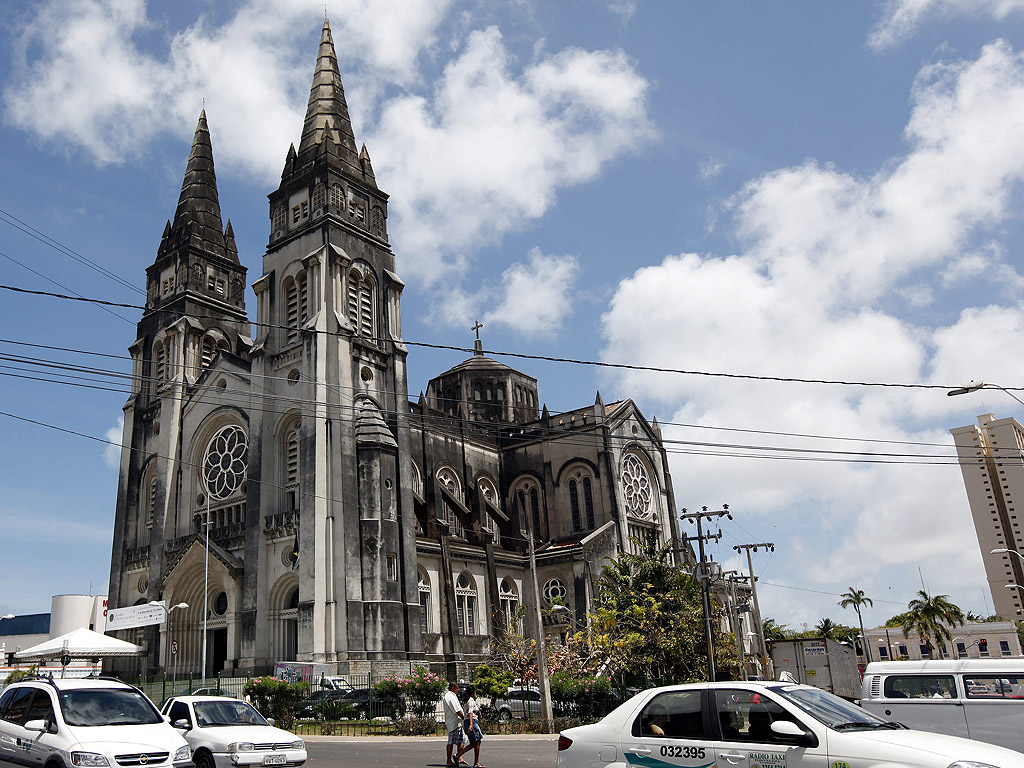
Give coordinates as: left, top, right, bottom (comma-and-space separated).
0, 676, 191, 768
557, 681, 1024, 768
159, 696, 305, 768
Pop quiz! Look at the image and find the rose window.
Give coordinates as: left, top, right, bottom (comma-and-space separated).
202, 425, 248, 500
621, 453, 652, 519
542, 578, 567, 605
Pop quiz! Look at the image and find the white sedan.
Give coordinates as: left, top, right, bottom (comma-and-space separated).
160, 696, 306, 768
557, 681, 1024, 768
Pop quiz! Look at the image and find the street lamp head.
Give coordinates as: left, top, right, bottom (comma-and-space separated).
947, 381, 985, 397
173, 602, 189, 610
0, 614, 14, 620
992, 548, 1011, 554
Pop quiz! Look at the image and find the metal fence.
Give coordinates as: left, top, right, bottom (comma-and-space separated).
116, 671, 656, 737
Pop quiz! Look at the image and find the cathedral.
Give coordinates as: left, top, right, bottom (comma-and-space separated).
107, 19, 685, 677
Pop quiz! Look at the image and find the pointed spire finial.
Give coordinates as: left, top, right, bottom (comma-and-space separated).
471, 320, 484, 356
297, 17, 360, 168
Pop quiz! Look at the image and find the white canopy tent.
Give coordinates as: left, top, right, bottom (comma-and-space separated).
15, 627, 144, 661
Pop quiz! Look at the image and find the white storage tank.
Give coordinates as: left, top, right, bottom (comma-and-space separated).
50, 595, 107, 637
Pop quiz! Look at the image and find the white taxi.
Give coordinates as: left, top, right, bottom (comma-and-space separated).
556, 681, 1024, 768
159, 696, 305, 768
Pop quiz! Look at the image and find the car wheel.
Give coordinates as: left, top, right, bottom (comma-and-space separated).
194, 751, 216, 768
498, 709, 511, 722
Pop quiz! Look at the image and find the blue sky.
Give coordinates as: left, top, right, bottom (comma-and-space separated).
3, 0, 1024, 634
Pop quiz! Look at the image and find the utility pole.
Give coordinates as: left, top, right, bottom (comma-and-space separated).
680, 505, 732, 681
526, 512, 553, 726
734, 542, 774, 679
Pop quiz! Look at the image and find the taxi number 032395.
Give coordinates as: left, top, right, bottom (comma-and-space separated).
659, 746, 706, 760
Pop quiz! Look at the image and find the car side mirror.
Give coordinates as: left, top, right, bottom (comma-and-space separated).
173, 719, 191, 730
24, 720, 47, 733
770, 720, 818, 748
266, 718, 275, 727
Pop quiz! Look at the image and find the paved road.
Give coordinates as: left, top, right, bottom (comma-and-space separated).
305, 735, 558, 768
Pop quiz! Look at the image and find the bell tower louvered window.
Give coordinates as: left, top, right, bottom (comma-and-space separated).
347, 268, 375, 338
285, 426, 299, 511
284, 273, 308, 345
154, 341, 166, 382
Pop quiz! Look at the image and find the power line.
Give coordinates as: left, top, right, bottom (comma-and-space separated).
1, 282, 1013, 394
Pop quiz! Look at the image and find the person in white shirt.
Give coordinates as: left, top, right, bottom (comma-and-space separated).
462, 684, 485, 767
443, 682, 469, 766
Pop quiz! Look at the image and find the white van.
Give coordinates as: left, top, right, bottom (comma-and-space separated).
861, 659, 1024, 752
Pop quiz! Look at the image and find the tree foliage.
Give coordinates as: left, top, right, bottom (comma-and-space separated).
902, 590, 965, 656
588, 532, 739, 681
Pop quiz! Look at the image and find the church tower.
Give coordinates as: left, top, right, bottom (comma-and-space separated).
108, 111, 249, 670
242, 19, 420, 668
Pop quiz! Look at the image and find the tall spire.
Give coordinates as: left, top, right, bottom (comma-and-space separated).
297, 18, 360, 172
158, 110, 235, 262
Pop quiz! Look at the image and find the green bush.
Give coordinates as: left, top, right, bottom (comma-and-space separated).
471, 664, 515, 700
372, 666, 445, 718
4, 666, 37, 687
243, 676, 309, 729
550, 673, 613, 719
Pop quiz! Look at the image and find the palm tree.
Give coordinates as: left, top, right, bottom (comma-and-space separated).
762, 618, 788, 643
903, 590, 966, 657
838, 587, 874, 662
816, 617, 838, 639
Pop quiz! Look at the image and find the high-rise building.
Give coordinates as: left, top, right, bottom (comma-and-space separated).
107, 19, 686, 677
950, 413, 1024, 619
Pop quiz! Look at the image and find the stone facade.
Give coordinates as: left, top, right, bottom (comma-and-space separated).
107, 19, 687, 677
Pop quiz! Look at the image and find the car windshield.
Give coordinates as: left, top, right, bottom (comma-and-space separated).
59, 689, 162, 727
774, 686, 892, 731
194, 701, 269, 727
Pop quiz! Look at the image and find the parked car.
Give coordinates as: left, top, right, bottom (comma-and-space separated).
161, 695, 305, 768
190, 687, 234, 698
557, 680, 1024, 768
0, 676, 192, 768
297, 687, 397, 720
493, 686, 542, 720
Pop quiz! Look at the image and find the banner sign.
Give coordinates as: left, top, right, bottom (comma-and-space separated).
106, 603, 165, 631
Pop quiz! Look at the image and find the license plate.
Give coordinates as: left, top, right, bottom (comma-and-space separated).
263, 756, 287, 765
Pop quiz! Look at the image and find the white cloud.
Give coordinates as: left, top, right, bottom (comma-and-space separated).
2, 0, 452, 179
599, 41, 1024, 625
699, 157, 723, 181
372, 26, 653, 282
3, 2, 651, 285
870, 0, 1024, 49
104, 416, 124, 469
484, 248, 579, 337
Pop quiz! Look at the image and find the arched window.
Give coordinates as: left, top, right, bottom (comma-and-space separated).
569, 479, 581, 533
418, 569, 431, 634
583, 476, 595, 529
312, 183, 326, 211
455, 572, 477, 635
499, 577, 519, 631
347, 268, 375, 338
371, 206, 385, 238
568, 470, 597, 533
284, 424, 300, 511
474, 384, 482, 401
436, 467, 463, 537
513, 479, 544, 540
478, 477, 500, 547
330, 184, 344, 210
137, 460, 157, 548
272, 205, 286, 233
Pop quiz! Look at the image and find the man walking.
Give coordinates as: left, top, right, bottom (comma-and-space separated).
443, 682, 468, 767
